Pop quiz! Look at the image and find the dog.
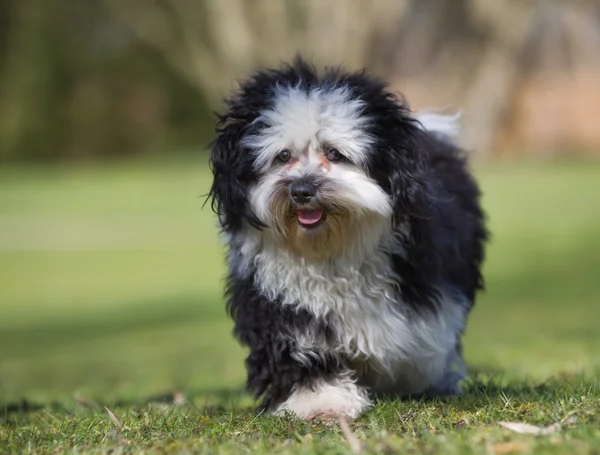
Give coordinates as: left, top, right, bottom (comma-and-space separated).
208, 57, 487, 420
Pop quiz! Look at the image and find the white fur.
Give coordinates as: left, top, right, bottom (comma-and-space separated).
414, 111, 461, 139
275, 374, 371, 419
331, 166, 392, 216
249, 162, 392, 228
244, 83, 389, 235
242, 86, 374, 171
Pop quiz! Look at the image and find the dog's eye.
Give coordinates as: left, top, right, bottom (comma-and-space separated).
326, 149, 346, 162
277, 150, 292, 163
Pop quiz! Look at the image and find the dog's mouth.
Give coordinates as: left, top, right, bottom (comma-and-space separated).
297, 209, 325, 229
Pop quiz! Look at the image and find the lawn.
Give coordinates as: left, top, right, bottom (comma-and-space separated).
1, 158, 599, 454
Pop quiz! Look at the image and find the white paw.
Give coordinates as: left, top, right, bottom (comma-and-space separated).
275, 376, 371, 420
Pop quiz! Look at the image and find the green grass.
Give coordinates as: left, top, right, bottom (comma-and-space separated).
1, 159, 599, 454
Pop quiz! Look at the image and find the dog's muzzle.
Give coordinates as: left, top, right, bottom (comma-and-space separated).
288, 180, 324, 228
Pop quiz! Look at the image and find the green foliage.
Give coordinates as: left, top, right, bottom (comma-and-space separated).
1, 160, 600, 454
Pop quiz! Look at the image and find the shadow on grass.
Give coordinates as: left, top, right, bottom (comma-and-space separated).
1, 387, 249, 422
0, 294, 226, 359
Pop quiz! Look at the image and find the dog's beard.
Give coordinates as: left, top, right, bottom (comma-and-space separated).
269, 190, 350, 260
254, 176, 391, 261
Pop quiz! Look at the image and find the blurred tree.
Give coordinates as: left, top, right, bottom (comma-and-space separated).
0, 0, 213, 162
102, 0, 409, 104
0, 0, 62, 160
1, 0, 599, 161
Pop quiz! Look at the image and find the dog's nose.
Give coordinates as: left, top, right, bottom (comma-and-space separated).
290, 182, 316, 204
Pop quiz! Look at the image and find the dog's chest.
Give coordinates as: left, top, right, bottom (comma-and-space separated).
253, 247, 418, 364
251, 244, 465, 385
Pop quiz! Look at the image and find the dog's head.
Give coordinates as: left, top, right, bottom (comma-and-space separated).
209, 58, 432, 260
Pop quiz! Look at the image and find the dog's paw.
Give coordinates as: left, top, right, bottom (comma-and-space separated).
275, 377, 371, 420
306, 408, 356, 422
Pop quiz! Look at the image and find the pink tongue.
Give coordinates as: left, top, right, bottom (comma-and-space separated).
297, 210, 323, 225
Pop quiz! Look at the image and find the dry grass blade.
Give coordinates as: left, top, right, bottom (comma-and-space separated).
498, 421, 562, 435
104, 406, 123, 429
338, 417, 362, 454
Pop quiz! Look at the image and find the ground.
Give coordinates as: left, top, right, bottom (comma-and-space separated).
1, 159, 599, 454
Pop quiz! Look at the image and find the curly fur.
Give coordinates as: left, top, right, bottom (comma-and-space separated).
208, 57, 487, 419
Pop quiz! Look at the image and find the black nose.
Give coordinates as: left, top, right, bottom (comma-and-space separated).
290, 181, 316, 204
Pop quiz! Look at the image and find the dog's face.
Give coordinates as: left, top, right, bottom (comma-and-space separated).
209, 59, 429, 261
243, 86, 393, 259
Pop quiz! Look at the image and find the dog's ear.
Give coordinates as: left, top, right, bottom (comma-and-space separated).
371, 110, 436, 257
351, 79, 431, 232
388, 128, 430, 228
208, 118, 265, 232
365, 102, 430, 231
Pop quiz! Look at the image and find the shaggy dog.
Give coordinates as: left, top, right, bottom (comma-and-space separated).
208, 57, 487, 420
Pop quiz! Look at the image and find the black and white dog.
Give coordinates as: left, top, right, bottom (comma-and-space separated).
208, 57, 487, 420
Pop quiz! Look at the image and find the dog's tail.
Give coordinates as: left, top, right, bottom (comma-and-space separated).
414, 110, 461, 141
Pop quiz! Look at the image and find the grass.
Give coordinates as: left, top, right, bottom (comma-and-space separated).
1, 158, 599, 454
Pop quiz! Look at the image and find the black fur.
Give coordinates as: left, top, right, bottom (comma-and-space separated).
208, 57, 487, 412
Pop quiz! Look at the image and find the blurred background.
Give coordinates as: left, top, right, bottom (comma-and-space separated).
1, 0, 599, 405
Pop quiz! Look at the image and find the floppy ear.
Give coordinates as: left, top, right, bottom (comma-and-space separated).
368, 107, 438, 266
388, 132, 430, 227
208, 118, 265, 232
364, 100, 431, 231
391, 124, 437, 239
347, 76, 432, 232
